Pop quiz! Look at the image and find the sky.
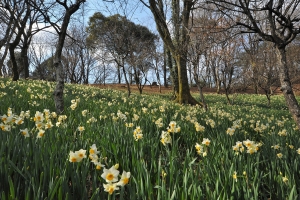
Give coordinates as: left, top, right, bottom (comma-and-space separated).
83, 0, 157, 32
29, 0, 158, 57
80, 1, 159, 83
29, 0, 157, 41
4, 0, 159, 83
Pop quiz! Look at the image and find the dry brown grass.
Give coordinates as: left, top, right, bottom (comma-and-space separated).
90, 83, 300, 96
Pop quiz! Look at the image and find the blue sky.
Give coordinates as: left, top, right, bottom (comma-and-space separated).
84, 0, 156, 32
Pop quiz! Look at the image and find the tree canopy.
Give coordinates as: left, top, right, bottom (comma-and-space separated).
86, 12, 157, 57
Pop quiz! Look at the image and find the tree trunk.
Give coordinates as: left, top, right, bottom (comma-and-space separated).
175, 55, 199, 105
0, 17, 16, 77
9, 28, 27, 81
53, 14, 70, 114
53, 1, 84, 113
21, 20, 33, 79
103, 65, 105, 85
193, 61, 207, 110
276, 46, 300, 129
188, 63, 193, 87
8, 5, 30, 81
163, 45, 168, 87
20, 43, 30, 79
9, 45, 19, 81
117, 65, 121, 84
225, 89, 231, 105
266, 93, 271, 107
122, 65, 131, 97
0, 46, 9, 77
53, 54, 65, 113
133, 66, 143, 94
216, 79, 221, 94
197, 84, 207, 111
212, 63, 221, 94
253, 81, 258, 94
148, 0, 199, 106
170, 56, 179, 97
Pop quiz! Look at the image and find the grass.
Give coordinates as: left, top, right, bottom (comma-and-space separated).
0, 78, 299, 199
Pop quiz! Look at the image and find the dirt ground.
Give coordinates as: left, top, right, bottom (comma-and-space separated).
91, 83, 300, 96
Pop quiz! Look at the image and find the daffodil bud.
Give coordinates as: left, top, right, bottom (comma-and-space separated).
114, 163, 119, 169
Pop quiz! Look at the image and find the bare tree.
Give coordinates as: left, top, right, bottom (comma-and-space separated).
258, 46, 279, 107
162, 44, 170, 88
239, 38, 279, 106
91, 50, 116, 85
30, 33, 56, 80
61, 19, 96, 84
140, 0, 200, 105
1, 0, 52, 80
0, 1, 17, 76
219, 36, 241, 105
151, 42, 164, 93
209, 0, 300, 129
19, 7, 46, 79
87, 12, 133, 96
3, 0, 31, 81
286, 36, 300, 84
1, 0, 46, 80
87, 12, 157, 96
188, 9, 218, 110
207, 45, 222, 93
127, 26, 157, 94
241, 33, 261, 94
29, 0, 86, 113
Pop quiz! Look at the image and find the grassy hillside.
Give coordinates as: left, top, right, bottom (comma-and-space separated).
0, 78, 299, 199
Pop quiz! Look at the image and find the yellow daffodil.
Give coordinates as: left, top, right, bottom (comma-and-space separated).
75, 149, 87, 160
35, 122, 44, 130
0, 123, 11, 131
232, 145, 239, 152
34, 111, 44, 122
114, 164, 119, 169
282, 176, 288, 183
243, 139, 253, 148
236, 141, 243, 147
89, 144, 99, 155
101, 166, 120, 183
45, 121, 53, 129
125, 122, 134, 128
233, 171, 237, 182
15, 117, 24, 125
1, 114, 8, 123
161, 131, 171, 145
134, 133, 143, 141
93, 161, 105, 170
103, 182, 119, 195
272, 144, 280, 150
202, 138, 211, 146
226, 128, 235, 136
117, 171, 131, 186
194, 122, 205, 132
20, 128, 30, 137
77, 126, 85, 132
69, 151, 80, 162
277, 153, 283, 158
82, 110, 88, 116
37, 130, 45, 138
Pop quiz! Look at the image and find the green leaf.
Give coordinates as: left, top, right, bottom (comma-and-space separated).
288, 185, 296, 200
8, 176, 15, 200
49, 177, 62, 200
8, 160, 28, 181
